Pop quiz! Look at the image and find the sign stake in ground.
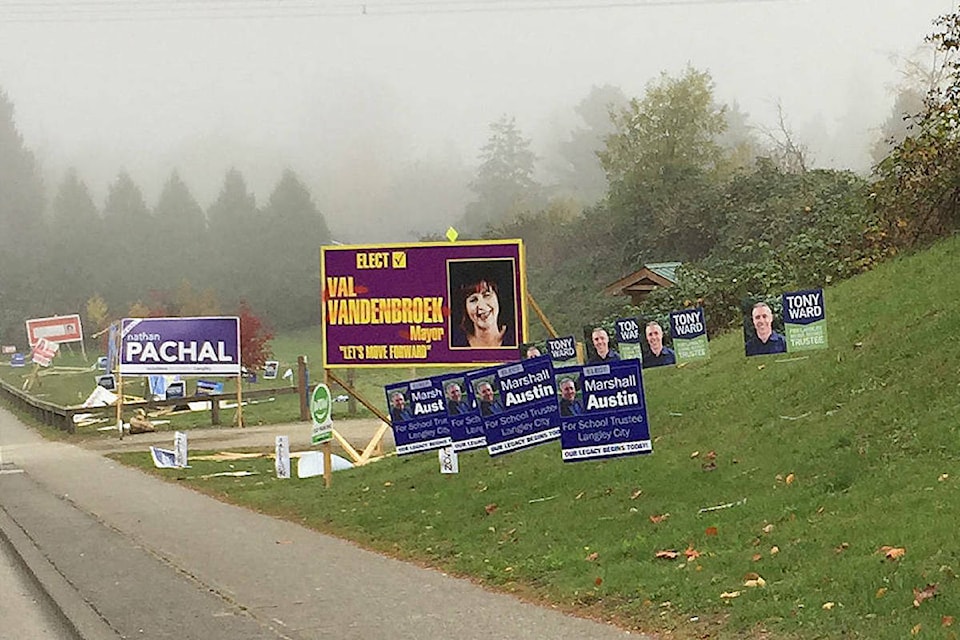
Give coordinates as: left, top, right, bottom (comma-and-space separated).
311, 383, 334, 487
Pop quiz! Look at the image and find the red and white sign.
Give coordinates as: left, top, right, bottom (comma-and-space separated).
26, 314, 83, 347
31, 338, 60, 367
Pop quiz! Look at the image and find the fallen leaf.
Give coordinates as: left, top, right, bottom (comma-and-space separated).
705, 526, 718, 536
684, 545, 701, 560
484, 503, 498, 515
504, 566, 514, 572
690, 450, 700, 459
817, 506, 825, 514
757, 364, 766, 370
649, 513, 670, 524
939, 473, 949, 482
762, 524, 775, 534
744, 577, 766, 588
770, 546, 780, 555
383, 481, 393, 487
575, 491, 585, 500
835, 542, 849, 554
585, 552, 599, 562
879, 546, 905, 561
911, 624, 922, 635
655, 549, 679, 559
822, 602, 835, 610
943, 616, 954, 627
594, 576, 603, 586
705, 450, 717, 460
913, 583, 938, 607
702, 461, 717, 471
751, 553, 762, 562
785, 473, 796, 485
630, 488, 643, 500
876, 587, 887, 598
720, 591, 741, 599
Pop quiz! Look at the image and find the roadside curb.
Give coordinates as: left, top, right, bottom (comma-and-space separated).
0, 476, 121, 640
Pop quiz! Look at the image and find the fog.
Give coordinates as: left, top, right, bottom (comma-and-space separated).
0, 0, 954, 242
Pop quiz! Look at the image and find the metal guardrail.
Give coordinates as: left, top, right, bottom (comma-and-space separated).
0, 378, 299, 433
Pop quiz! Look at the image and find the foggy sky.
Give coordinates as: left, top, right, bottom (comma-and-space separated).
0, 0, 955, 242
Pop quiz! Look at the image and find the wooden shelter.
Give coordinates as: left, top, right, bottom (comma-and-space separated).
603, 262, 681, 305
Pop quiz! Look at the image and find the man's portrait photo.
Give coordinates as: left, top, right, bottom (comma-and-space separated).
557, 375, 584, 417
388, 389, 413, 423
585, 326, 621, 364
744, 301, 788, 357
445, 378, 472, 416
642, 320, 676, 368
474, 378, 504, 416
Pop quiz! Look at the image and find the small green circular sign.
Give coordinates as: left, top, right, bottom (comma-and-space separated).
310, 383, 333, 444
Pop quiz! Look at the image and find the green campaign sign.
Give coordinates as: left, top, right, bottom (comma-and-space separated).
311, 383, 333, 444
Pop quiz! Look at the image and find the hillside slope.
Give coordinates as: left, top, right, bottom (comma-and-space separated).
131, 234, 960, 639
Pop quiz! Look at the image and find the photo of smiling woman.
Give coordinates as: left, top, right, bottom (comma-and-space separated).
448, 259, 518, 349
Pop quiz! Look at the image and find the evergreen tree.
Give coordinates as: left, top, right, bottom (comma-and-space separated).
462, 115, 540, 236
154, 170, 208, 285
101, 172, 151, 308
258, 170, 331, 328
0, 89, 46, 343
207, 168, 259, 294
49, 169, 102, 311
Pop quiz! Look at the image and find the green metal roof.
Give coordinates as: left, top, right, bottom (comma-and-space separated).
645, 262, 682, 284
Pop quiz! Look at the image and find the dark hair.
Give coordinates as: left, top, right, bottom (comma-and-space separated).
455, 276, 502, 337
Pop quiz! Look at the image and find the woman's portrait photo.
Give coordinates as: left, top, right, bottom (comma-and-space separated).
448, 259, 518, 349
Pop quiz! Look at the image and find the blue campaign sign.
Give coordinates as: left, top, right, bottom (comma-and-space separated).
558, 359, 652, 463
669, 307, 710, 363
384, 375, 452, 456
11, 353, 25, 367
545, 335, 578, 366
439, 372, 485, 452
119, 316, 241, 375
472, 355, 560, 457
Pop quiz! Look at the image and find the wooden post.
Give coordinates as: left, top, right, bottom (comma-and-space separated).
346, 368, 357, 416
297, 356, 310, 421
526, 292, 559, 338
235, 374, 244, 427
322, 368, 332, 489
117, 372, 124, 440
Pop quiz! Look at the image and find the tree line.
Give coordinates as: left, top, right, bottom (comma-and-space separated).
2, 10, 958, 350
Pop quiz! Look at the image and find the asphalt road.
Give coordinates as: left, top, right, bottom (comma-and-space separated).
0, 496, 78, 640
0, 409, 646, 640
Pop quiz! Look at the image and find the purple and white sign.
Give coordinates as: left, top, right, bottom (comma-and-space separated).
558, 359, 652, 462
469, 355, 560, 457
119, 317, 241, 375
439, 372, 485, 452
384, 375, 453, 456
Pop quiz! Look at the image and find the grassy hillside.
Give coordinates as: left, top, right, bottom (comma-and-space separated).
110, 233, 960, 637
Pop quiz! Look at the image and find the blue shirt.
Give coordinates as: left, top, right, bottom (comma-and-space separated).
390, 407, 412, 423
745, 331, 787, 356
559, 398, 584, 417
447, 399, 471, 415
588, 349, 620, 364
480, 400, 504, 416
643, 347, 676, 368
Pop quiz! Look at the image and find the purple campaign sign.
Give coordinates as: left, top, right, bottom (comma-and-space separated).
439, 372, 485, 452
558, 359, 652, 463
469, 355, 560, 457
384, 375, 452, 456
119, 317, 241, 375
321, 240, 525, 367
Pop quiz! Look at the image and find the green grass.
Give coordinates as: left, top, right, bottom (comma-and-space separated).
107, 234, 960, 639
